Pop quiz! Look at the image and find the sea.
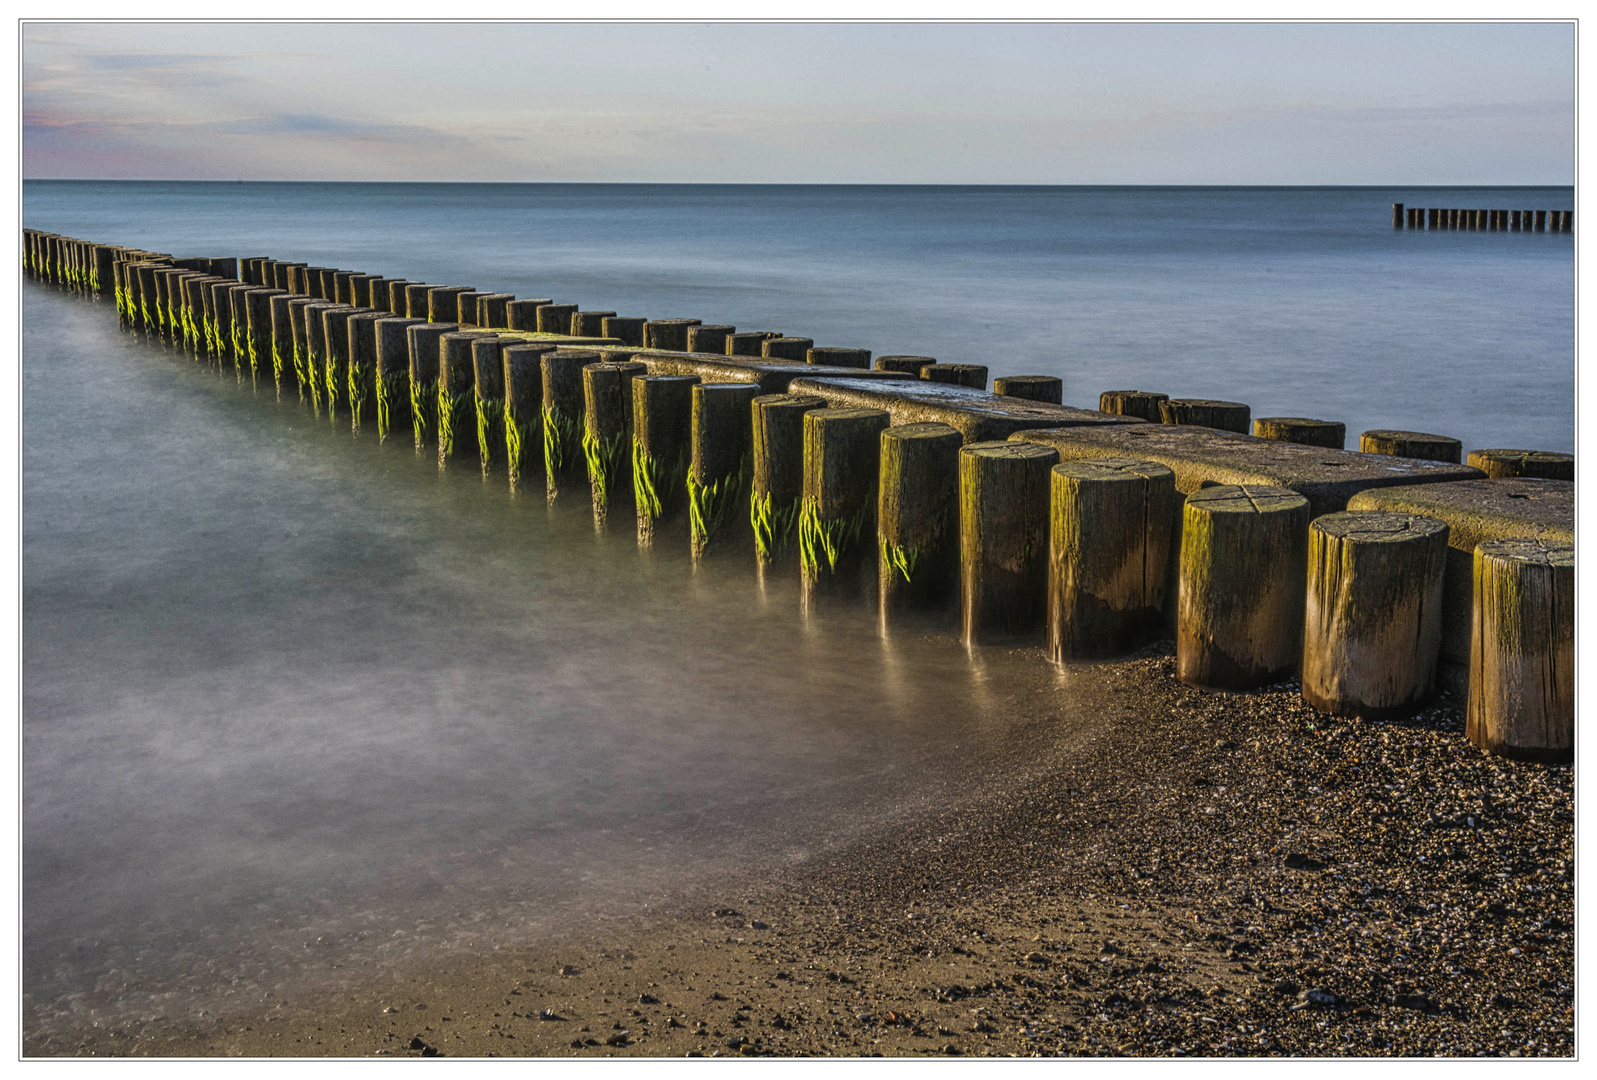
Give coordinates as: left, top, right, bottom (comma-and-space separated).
20, 182, 1575, 1043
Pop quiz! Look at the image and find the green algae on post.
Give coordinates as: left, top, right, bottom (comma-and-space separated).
877, 422, 963, 623
750, 394, 826, 565
542, 350, 598, 501
471, 337, 507, 472
581, 361, 646, 527
437, 331, 490, 466
799, 407, 889, 601
689, 382, 761, 558
502, 343, 555, 489
631, 375, 700, 543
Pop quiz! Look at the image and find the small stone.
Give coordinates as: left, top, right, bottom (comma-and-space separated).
1297, 987, 1337, 1009
558, 964, 579, 976
638, 993, 659, 1004
605, 1031, 630, 1046
749, 920, 769, 930
1024, 952, 1049, 964
538, 1009, 561, 1021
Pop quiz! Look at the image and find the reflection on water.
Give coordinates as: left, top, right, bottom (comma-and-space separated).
22, 283, 1078, 1037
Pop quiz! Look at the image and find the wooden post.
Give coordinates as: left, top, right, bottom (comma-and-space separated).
878, 422, 962, 625
363, 277, 393, 312
633, 375, 701, 543
375, 317, 425, 442
801, 408, 890, 601
1160, 398, 1250, 433
1047, 458, 1177, 661
454, 290, 482, 326
601, 316, 646, 347
1251, 417, 1346, 449
1177, 484, 1310, 690
347, 312, 387, 432
320, 305, 364, 412
286, 298, 321, 391
762, 336, 814, 362
538, 303, 580, 335
227, 285, 255, 368
386, 280, 416, 312
960, 441, 1059, 646
503, 343, 557, 489
472, 337, 507, 471
333, 271, 357, 305
1465, 449, 1574, 481
438, 331, 492, 465
1358, 429, 1462, 464
1393, 203, 1404, 229
573, 310, 618, 337
404, 283, 432, 320
808, 347, 872, 369
1428, 208, 1440, 229
922, 364, 988, 390
875, 355, 937, 375
1466, 539, 1573, 762
543, 349, 600, 501
351, 274, 380, 309
300, 301, 341, 403
1302, 511, 1449, 719
507, 299, 553, 332
429, 287, 473, 324
247, 288, 287, 381
643, 319, 703, 351
994, 376, 1063, 404
269, 293, 298, 385
476, 293, 514, 329
689, 383, 762, 557
687, 324, 736, 354
751, 394, 827, 566
405, 322, 456, 449
582, 361, 647, 526
728, 331, 781, 356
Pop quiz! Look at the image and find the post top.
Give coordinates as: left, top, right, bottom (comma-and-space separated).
1186, 484, 1307, 514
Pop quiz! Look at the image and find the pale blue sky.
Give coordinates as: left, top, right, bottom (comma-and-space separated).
21, 21, 1575, 184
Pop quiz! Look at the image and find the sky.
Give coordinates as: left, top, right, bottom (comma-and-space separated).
20, 21, 1576, 185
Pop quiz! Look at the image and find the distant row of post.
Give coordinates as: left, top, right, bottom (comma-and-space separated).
1393, 203, 1572, 232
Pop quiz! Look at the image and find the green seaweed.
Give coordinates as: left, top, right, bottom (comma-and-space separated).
438, 388, 470, 458
880, 537, 922, 584
750, 490, 803, 564
799, 497, 869, 578
505, 403, 525, 483
582, 427, 628, 518
542, 404, 580, 481
632, 440, 689, 532
349, 365, 373, 429
274, 340, 290, 384
411, 377, 438, 448
688, 456, 749, 555
377, 372, 408, 439
323, 357, 344, 409
305, 349, 325, 407
475, 394, 504, 470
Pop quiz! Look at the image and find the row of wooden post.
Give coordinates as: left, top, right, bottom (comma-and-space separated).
23, 227, 1573, 761
1393, 203, 1572, 233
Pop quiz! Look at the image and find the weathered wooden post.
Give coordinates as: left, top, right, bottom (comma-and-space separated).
808, 347, 872, 369
687, 325, 736, 354
286, 297, 321, 391
363, 277, 394, 312
1177, 484, 1310, 690
1534, 210, 1547, 232
1301, 511, 1449, 719
438, 331, 492, 465
1466, 539, 1573, 762
728, 331, 781, 356
1047, 458, 1177, 661
994, 375, 1063, 404
502, 343, 556, 489
347, 312, 387, 431
751, 394, 827, 567
501, 298, 549, 331
300, 301, 343, 406
875, 355, 937, 375
476, 293, 514, 329
386, 280, 416, 312
1100, 391, 1169, 422
404, 283, 433, 320
472, 337, 507, 471
763, 336, 814, 362
1160, 398, 1250, 433
1510, 210, 1522, 231
405, 322, 456, 448
644, 318, 702, 351
332, 271, 358, 305
1465, 449, 1574, 481
573, 310, 618, 337
247, 288, 287, 380
582, 360, 647, 526
1251, 417, 1346, 449
601, 316, 646, 346
537, 303, 580, 335
1358, 429, 1462, 463
542, 350, 599, 501
959, 442, 1058, 645
687, 383, 762, 557
226, 284, 256, 366
453, 290, 482, 326
800, 408, 890, 602
1429, 208, 1440, 229
320, 305, 365, 412
350, 274, 380, 308
1393, 203, 1404, 228
633, 375, 702, 543
878, 422, 962, 625
429, 287, 473, 324
269, 292, 298, 385
923, 364, 989, 390
375, 317, 425, 442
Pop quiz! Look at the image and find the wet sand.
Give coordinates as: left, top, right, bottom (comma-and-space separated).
28, 646, 1573, 1059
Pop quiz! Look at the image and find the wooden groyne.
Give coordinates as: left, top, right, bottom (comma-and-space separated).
23, 227, 1576, 761
1392, 203, 1573, 232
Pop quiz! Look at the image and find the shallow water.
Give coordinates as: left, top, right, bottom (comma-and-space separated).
21, 182, 1574, 1039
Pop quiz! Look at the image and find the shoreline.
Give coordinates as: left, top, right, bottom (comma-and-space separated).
27, 646, 1573, 1059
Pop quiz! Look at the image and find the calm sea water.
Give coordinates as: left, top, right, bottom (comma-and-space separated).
21, 183, 1574, 1041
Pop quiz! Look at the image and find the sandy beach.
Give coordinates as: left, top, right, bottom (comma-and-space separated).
31, 644, 1572, 1059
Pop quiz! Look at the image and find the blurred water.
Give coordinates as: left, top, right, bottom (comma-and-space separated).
21, 182, 1574, 1039
23, 181, 1574, 453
